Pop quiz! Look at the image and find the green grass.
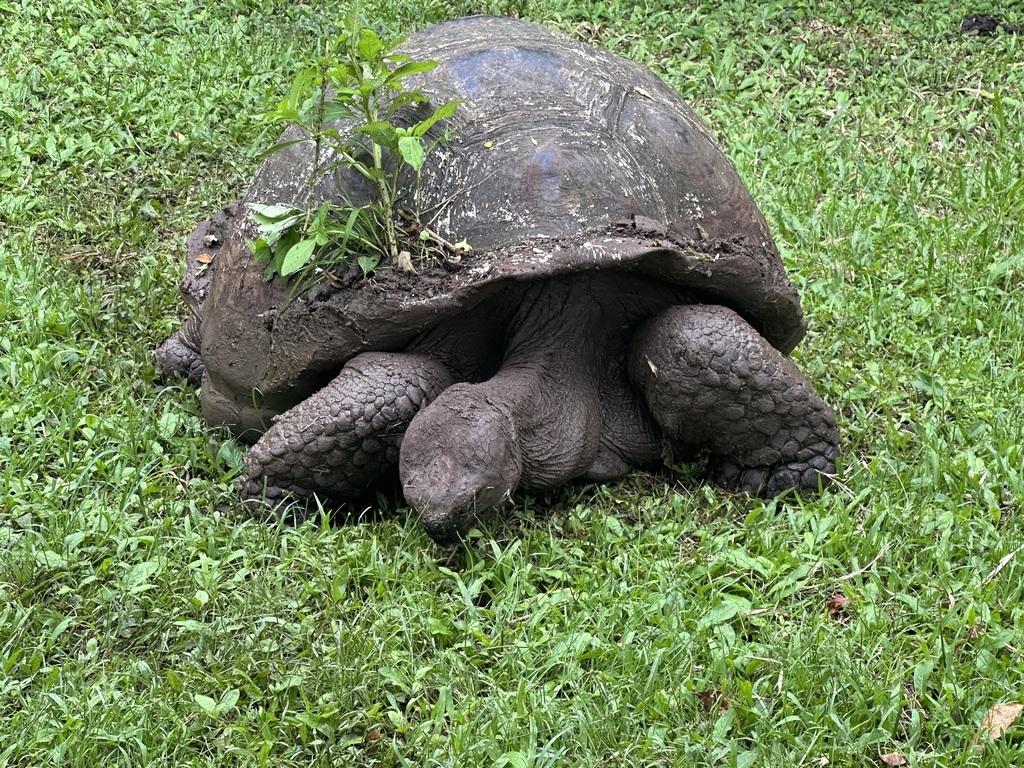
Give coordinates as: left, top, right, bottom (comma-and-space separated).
2, 0, 1023, 765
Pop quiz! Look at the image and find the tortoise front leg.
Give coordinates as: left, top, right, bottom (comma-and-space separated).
238, 351, 454, 506
628, 304, 838, 496
154, 317, 205, 386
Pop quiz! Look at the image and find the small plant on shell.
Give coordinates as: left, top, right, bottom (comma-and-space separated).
248, 9, 465, 284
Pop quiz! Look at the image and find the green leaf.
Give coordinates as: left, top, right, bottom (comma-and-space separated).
173, 619, 206, 633
712, 707, 737, 742
356, 28, 384, 62
912, 657, 935, 694
266, 104, 301, 124
413, 98, 462, 137
362, 70, 392, 94
325, 79, 358, 99
257, 221, 304, 248
494, 752, 530, 768
339, 206, 366, 241
195, 694, 218, 716
360, 164, 385, 182
357, 253, 380, 275
318, 127, 348, 148
246, 204, 304, 249
124, 558, 162, 593
359, 120, 399, 151
432, 99, 461, 121
387, 91, 429, 115
219, 688, 240, 713
281, 238, 317, 276
295, 711, 328, 730
247, 203, 303, 221
308, 202, 333, 245
249, 238, 272, 266
269, 228, 301, 277
215, 439, 244, 472
386, 59, 438, 83
257, 138, 310, 162
286, 66, 316, 113
297, 94, 324, 124
320, 100, 356, 123
343, 5, 361, 42
698, 595, 752, 629
398, 135, 425, 170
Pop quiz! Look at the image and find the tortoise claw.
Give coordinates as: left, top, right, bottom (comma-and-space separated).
707, 458, 832, 497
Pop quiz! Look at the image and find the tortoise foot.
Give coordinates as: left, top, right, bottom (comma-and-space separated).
707, 454, 834, 497
629, 303, 838, 495
154, 318, 204, 386
240, 352, 453, 505
237, 480, 322, 523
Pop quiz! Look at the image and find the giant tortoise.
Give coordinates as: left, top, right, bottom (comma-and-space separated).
156, 16, 839, 543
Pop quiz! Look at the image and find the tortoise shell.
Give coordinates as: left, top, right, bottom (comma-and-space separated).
188, 16, 803, 436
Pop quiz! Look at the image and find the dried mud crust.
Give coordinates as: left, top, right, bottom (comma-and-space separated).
302, 215, 805, 356
318, 217, 774, 299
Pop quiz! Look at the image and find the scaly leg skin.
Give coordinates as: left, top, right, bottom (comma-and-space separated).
154, 317, 204, 386
629, 304, 838, 496
238, 351, 454, 508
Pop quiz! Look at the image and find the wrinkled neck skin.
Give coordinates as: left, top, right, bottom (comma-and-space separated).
496, 282, 607, 485
399, 274, 676, 543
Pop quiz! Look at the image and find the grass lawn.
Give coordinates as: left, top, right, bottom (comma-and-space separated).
1, 0, 1022, 765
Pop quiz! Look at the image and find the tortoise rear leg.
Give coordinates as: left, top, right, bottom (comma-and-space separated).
239, 351, 454, 507
628, 304, 838, 496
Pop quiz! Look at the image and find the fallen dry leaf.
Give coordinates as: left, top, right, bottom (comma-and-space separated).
363, 727, 383, 753
956, 623, 984, 651
979, 701, 1023, 741
695, 688, 730, 716
195, 252, 214, 264
316, 267, 346, 288
879, 752, 908, 766
826, 591, 851, 618
397, 250, 417, 274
